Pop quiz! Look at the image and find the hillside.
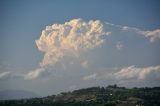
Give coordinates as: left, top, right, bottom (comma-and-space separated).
0, 85, 160, 106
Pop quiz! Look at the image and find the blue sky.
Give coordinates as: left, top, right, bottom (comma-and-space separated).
0, 0, 160, 96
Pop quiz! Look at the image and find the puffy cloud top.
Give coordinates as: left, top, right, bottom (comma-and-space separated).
36, 19, 110, 66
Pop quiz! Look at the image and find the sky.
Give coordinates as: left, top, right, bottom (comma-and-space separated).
0, 0, 160, 96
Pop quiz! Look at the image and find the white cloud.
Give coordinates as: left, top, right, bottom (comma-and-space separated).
114, 65, 160, 81
116, 42, 123, 50
24, 68, 50, 80
81, 61, 89, 68
0, 72, 11, 80
83, 73, 97, 81
0, 71, 25, 81
122, 26, 160, 42
106, 22, 160, 42
0, 68, 51, 81
140, 29, 160, 42
121, 26, 141, 32
36, 19, 110, 67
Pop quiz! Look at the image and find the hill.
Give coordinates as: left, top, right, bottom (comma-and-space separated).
0, 85, 160, 106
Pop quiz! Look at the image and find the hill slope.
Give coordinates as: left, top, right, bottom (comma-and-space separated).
0, 85, 160, 106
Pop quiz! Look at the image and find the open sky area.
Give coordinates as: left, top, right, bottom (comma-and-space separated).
0, 0, 160, 96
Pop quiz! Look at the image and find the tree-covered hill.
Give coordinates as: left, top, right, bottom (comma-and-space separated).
0, 85, 160, 106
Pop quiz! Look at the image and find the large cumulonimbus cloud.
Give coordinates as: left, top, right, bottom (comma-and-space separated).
36, 19, 111, 67
2, 19, 159, 81
36, 19, 160, 67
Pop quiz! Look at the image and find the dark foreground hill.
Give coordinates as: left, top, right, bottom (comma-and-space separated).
0, 85, 160, 106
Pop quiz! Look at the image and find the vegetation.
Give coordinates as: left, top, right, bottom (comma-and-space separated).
0, 85, 160, 106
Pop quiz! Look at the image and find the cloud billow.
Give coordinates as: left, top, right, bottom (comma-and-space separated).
36, 19, 111, 67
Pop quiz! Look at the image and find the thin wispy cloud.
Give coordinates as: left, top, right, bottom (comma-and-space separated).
105, 22, 160, 42
83, 73, 97, 81
0, 71, 24, 81
0, 72, 11, 80
114, 65, 160, 81
24, 68, 50, 80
